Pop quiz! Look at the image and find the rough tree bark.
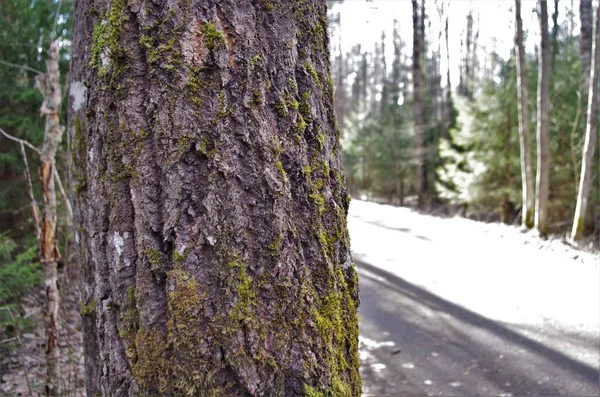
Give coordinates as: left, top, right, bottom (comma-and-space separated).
68, 0, 360, 396
412, 0, 427, 209
35, 41, 64, 396
514, 0, 535, 229
535, 0, 551, 238
571, 1, 600, 241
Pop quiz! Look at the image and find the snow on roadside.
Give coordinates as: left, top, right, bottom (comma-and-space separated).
348, 199, 600, 333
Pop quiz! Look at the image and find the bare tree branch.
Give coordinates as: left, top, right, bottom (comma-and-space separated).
0, 127, 41, 154
1, 126, 72, 222
0, 60, 42, 74
19, 142, 42, 240
55, 167, 73, 221
51, 0, 65, 40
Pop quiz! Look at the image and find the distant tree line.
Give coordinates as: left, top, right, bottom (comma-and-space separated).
328, 0, 599, 241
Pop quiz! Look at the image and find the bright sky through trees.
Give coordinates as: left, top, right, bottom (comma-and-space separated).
331, 0, 576, 89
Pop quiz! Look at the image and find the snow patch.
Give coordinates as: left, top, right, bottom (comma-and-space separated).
371, 363, 386, 372
359, 336, 395, 349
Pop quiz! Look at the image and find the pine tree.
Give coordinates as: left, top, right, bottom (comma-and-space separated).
69, 0, 361, 394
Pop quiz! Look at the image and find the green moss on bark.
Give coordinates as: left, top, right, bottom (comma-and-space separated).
79, 298, 97, 317
90, 0, 128, 77
204, 21, 225, 51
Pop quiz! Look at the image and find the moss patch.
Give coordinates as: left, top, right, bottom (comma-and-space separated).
109, 164, 140, 182
90, 0, 128, 77
227, 254, 257, 323
204, 21, 225, 51
79, 298, 97, 317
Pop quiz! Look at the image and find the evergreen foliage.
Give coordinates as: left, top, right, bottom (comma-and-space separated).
438, 33, 599, 229
0, 233, 41, 310
329, 1, 598, 235
0, 0, 71, 234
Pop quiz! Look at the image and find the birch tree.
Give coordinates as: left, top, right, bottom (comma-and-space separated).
515, 0, 535, 229
535, 0, 551, 238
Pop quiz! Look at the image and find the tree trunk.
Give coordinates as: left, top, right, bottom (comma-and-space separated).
442, 2, 451, 141
68, 1, 360, 396
580, 0, 593, 114
459, 8, 474, 99
503, 103, 512, 225
413, 0, 427, 209
535, 0, 551, 238
551, 0, 559, 68
571, 1, 600, 241
514, 0, 535, 229
36, 41, 64, 397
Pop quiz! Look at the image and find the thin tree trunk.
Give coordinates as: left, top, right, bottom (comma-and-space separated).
69, 0, 360, 395
551, 0, 559, 69
391, 112, 402, 206
580, 0, 593, 112
569, 0, 575, 37
413, 0, 427, 209
515, 0, 535, 229
400, 174, 405, 206
571, 1, 600, 241
35, 41, 64, 396
460, 7, 474, 99
444, 1, 451, 140
503, 104, 512, 224
535, 0, 551, 238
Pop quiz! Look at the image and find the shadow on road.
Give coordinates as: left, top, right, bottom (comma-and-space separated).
355, 258, 600, 396
351, 217, 433, 242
